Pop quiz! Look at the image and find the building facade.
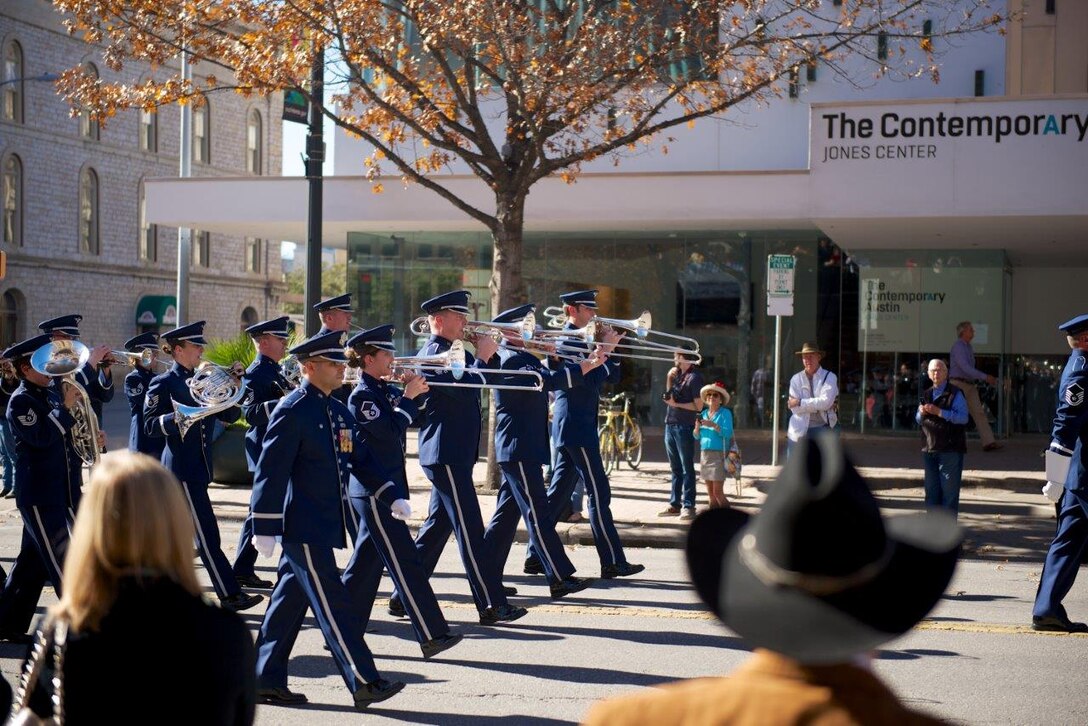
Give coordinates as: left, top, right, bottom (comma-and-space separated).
0, 0, 286, 354
144, 2, 1088, 439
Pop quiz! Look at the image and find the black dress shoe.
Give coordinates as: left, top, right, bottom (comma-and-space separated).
479, 604, 528, 625
236, 574, 275, 589
258, 686, 308, 704
1032, 615, 1088, 633
221, 592, 264, 612
601, 562, 645, 579
353, 679, 405, 709
387, 595, 406, 618
420, 632, 463, 659
0, 630, 32, 645
523, 558, 544, 575
550, 576, 594, 600
503, 585, 518, 596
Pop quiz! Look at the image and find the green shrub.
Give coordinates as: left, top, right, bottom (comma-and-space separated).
201, 332, 256, 427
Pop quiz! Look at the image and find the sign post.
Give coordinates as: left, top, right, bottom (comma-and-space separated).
767, 254, 796, 466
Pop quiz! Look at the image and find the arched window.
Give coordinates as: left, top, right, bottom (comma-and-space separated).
2, 153, 22, 246
2, 40, 24, 124
244, 237, 262, 273
79, 63, 100, 140
240, 306, 258, 331
138, 179, 156, 261
246, 108, 262, 174
79, 166, 100, 254
0, 289, 23, 350
193, 96, 210, 163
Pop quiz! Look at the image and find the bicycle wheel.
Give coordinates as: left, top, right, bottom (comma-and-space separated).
621, 417, 643, 469
599, 427, 618, 475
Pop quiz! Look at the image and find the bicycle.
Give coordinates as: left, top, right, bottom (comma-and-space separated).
597, 393, 643, 474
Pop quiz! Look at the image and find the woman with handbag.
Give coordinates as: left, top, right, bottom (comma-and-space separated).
12, 451, 256, 724
694, 382, 734, 510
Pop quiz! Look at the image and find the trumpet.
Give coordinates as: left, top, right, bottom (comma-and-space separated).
394, 340, 543, 391
174, 362, 246, 439
538, 308, 701, 364
30, 340, 101, 466
409, 315, 536, 344
103, 349, 157, 369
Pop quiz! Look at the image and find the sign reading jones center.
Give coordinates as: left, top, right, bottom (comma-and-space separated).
812, 98, 1088, 165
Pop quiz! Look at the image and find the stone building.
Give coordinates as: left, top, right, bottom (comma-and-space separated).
0, 0, 286, 353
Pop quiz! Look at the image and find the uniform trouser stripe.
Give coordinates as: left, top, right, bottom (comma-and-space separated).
579, 447, 617, 563
367, 497, 433, 642
517, 461, 561, 578
302, 544, 367, 686
31, 506, 63, 581
444, 464, 492, 610
180, 483, 229, 597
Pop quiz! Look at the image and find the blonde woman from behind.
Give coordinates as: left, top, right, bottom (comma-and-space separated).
17, 452, 256, 724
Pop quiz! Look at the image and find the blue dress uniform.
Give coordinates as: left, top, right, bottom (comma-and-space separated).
340, 326, 459, 655
315, 294, 354, 405
543, 290, 642, 578
232, 317, 292, 585
481, 305, 588, 594
251, 331, 404, 707
122, 332, 164, 458
409, 290, 526, 623
0, 335, 82, 640
1033, 314, 1088, 632
38, 315, 114, 425
142, 322, 254, 608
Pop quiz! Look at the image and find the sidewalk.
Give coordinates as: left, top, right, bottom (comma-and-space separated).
94, 399, 1056, 563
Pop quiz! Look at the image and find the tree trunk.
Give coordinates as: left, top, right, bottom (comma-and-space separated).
482, 190, 528, 491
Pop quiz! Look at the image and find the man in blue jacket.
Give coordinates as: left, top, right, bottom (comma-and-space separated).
123, 331, 164, 458
532, 289, 644, 579
0, 334, 84, 642
1033, 313, 1088, 632
250, 330, 405, 709
143, 321, 261, 612
231, 316, 292, 589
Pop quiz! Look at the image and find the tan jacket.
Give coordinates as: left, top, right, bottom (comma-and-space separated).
582, 650, 945, 726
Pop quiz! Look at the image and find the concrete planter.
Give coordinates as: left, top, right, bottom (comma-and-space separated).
212, 424, 252, 486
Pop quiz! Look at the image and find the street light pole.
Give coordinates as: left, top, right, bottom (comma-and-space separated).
304, 47, 324, 337
176, 48, 192, 324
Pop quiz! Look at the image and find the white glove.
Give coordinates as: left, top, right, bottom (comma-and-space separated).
390, 499, 412, 521
1042, 481, 1065, 503
251, 535, 277, 559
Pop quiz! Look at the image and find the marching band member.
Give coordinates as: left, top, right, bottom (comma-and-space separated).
341, 324, 463, 658
406, 290, 528, 625
483, 304, 607, 598
250, 330, 405, 709
231, 316, 292, 590
0, 334, 84, 642
38, 314, 114, 428
315, 293, 355, 405
531, 290, 644, 579
123, 332, 164, 459
143, 321, 262, 612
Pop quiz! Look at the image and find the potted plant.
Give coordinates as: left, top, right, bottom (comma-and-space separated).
203, 332, 256, 486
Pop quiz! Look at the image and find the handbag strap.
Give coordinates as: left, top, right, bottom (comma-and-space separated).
11, 619, 66, 724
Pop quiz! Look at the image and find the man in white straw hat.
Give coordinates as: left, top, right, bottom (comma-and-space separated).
787, 342, 838, 458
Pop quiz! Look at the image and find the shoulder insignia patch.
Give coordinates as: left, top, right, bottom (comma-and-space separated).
146, 394, 159, 410
360, 400, 381, 421
132, 383, 144, 395
242, 391, 256, 407
1065, 382, 1085, 407
16, 409, 38, 427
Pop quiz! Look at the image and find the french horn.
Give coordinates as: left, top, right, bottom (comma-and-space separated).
174, 362, 246, 440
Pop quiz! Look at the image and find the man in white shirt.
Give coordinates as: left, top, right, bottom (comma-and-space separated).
787, 342, 839, 458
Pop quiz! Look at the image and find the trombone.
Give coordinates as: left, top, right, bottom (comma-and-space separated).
537, 309, 701, 364
408, 315, 535, 344
394, 340, 543, 391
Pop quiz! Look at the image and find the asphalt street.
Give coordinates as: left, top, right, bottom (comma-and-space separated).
0, 509, 1083, 725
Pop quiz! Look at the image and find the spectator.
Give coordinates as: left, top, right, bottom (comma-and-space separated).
0, 358, 16, 498
19, 451, 256, 724
786, 343, 838, 458
660, 352, 704, 520
917, 359, 969, 516
695, 382, 733, 509
949, 321, 1002, 451
583, 430, 960, 725
749, 357, 771, 427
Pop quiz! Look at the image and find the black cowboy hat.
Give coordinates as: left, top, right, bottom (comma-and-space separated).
685, 429, 961, 663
